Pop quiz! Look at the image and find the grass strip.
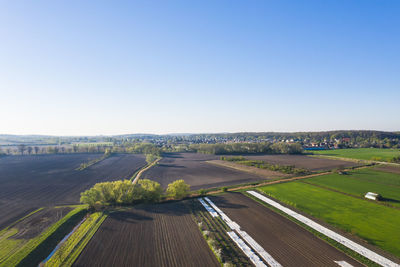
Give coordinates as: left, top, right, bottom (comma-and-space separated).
0, 206, 87, 267
44, 212, 107, 267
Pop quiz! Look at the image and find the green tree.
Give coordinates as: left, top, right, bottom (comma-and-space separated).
166, 179, 190, 199
145, 154, 158, 164
138, 179, 163, 202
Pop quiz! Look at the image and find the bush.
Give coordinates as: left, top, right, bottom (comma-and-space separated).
198, 189, 207, 196
166, 179, 190, 199
222, 187, 228, 192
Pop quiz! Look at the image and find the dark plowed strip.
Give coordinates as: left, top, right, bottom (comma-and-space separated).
73, 201, 219, 267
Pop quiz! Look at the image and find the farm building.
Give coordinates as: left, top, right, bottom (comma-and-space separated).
365, 192, 381, 201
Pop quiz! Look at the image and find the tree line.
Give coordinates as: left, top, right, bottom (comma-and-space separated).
189, 142, 303, 155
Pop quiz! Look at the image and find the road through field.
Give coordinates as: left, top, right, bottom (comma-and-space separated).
208, 193, 363, 267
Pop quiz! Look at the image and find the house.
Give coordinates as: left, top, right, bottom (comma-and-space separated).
365, 192, 381, 201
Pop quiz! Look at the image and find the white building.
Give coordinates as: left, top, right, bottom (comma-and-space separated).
365, 192, 381, 200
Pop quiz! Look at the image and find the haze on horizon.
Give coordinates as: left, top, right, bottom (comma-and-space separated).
1, 1, 399, 136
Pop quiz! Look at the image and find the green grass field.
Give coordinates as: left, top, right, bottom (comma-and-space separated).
257, 182, 400, 258
312, 148, 400, 162
304, 168, 400, 207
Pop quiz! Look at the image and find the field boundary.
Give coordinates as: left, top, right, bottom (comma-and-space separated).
206, 160, 289, 179
76, 152, 111, 171
131, 157, 161, 184
311, 154, 400, 167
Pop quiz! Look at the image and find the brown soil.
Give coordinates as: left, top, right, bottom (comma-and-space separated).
141, 153, 266, 190
0, 153, 146, 229
73, 201, 219, 267
11, 207, 72, 239
240, 154, 359, 171
374, 165, 400, 174
208, 193, 364, 267
206, 160, 289, 179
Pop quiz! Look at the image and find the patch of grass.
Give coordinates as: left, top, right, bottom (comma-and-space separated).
305, 168, 400, 207
44, 212, 107, 267
257, 182, 400, 258
0, 206, 87, 267
313, 148, 400, 162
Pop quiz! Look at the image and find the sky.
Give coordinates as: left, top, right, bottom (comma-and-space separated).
0, 0, 399, 136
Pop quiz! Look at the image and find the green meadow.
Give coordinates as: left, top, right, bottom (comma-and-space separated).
312, 148, 400, 162
305, 168, 400, 207
257, 181, 400, 257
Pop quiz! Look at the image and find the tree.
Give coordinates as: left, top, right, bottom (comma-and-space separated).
34, 146, 40, 154
166, 179, 190, 199
138, 179, 162, 202
145, 154, 158, 164
27, 146, 33, 155
17, 144, 26, 155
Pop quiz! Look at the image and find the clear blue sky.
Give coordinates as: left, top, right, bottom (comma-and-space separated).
1, 1, 399, 135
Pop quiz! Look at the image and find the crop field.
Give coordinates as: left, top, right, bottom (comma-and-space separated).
0, 206, 86, 267
141, 153, 266, 190
74, 201, 219, 267
304, 168, 400, 207
257, 182, 400, 258
207, 193, 363, 267
0, 153, 146, 229
241, 154, 359, 171
312, 148, 400, 162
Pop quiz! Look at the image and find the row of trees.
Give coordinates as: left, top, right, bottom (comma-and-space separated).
1, 142, 163, 156
80, 179, 190, 209
189, 142, 303, 155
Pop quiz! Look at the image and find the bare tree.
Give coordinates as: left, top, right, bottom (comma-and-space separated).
34, 146, 40, 154
17, 144, 26, 155
27, 146, 33, 155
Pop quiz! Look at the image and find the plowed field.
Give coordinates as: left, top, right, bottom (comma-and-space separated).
0, 154, 146, 229
142, 153, 266, 190
209, 193, 363, 267
73, 201, 219, 267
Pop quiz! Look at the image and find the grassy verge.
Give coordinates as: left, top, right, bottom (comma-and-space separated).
252, 182, 400, 259
44, 212, 107, 267
242, 191, 381, 267
0, 206, 87, 267
76, 152, 111, 170
220, 156, 310, 175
